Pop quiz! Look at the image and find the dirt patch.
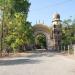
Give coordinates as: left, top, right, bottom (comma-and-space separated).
59, 52, 75, 60
0, 52, 33, 58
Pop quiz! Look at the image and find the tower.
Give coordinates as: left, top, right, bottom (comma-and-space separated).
52, 13, 62, 51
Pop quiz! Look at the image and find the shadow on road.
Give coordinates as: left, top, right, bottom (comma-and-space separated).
0, 58, 41, 66
0, 51, 59, 66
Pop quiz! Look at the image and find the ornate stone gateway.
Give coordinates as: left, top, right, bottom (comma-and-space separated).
33, 24, 53, 50
33, 13, 62, 51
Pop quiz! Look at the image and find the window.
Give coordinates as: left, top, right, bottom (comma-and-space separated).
54, 25, 56, 28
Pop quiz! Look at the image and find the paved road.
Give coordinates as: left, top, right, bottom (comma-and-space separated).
0, 52, 75, 75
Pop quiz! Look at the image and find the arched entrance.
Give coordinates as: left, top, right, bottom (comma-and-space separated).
33, 24, 53, 50
35, 33, 47, 49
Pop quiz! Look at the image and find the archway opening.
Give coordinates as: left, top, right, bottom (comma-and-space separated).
35, 34, 47, 49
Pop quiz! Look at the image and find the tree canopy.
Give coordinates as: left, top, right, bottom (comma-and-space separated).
62, 18, 75, 46
0, 0, 34, 53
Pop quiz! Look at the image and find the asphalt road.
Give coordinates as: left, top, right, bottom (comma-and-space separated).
0, 52, 75, 75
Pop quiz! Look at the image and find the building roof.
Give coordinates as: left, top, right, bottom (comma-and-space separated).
33, 24, 51, 33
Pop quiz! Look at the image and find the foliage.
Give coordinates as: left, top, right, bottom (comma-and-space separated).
36, 34, 46, 48
0, 0, 34, 52
62, 18, 75, 46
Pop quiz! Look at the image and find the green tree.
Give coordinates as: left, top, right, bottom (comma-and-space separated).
36, 34, 46, 49
62, 18, 75, 47
0, 0, 34, 53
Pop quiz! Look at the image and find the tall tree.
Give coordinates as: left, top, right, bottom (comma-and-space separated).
0, 0, 34, 53
62, 18, 75, 47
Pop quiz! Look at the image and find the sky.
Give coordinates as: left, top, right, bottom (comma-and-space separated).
27, 0, 75, 26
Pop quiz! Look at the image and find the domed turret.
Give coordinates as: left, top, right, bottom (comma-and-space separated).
52, 13, 60, 21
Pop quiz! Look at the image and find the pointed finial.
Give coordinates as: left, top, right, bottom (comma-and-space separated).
39, 20, 40, 23
43, 20, 44, 24
36, 20, 37, 24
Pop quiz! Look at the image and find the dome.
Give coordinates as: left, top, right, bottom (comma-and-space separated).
33, 24, 51, 33
52, 13, 60, 20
